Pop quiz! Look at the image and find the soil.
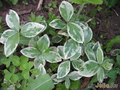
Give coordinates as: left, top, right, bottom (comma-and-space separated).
0, 0, 120, 90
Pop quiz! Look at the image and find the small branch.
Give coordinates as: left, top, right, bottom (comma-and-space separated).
36, 0, 43, 11
75, 3, 85, 21
112, 8, 119, 16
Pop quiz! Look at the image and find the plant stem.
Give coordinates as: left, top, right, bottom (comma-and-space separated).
75, 3, 85, 21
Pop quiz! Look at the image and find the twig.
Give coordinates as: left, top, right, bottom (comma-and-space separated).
112, 8, 119, 16
36, 0, 43, 11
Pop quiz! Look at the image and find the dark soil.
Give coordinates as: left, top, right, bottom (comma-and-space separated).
0, 0, 120, 90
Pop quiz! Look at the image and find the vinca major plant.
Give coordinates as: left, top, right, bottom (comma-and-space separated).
0, 1, 113, 90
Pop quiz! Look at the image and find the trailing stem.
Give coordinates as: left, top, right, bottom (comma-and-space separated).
75, 3, 85, 21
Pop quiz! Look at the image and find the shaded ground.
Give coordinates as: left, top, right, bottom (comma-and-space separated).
0, 0, 120, 90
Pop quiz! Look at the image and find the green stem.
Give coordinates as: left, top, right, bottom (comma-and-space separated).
75, 3, 86, 21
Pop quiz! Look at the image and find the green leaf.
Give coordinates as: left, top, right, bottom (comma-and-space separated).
97, 67, 104, 83
9, 66, 16, 73
6, 10, 19, 31
68, 0, 103, 4
21, 22, 45, 38
37, 34, 50, 52
26, 74, 54, 90
1, 59, 11, 67
65, 77, 70, 89
64, 39, 79, 59
28, 62, 34, 70
20, 55, 29, 64
22, 70, 30, 79
34, 55, 46, 68
10, 55, 20, 66
69, 80, 81, 89
68, 71, 82, 81
4, 32, 19, 57
19, 36, 31, 45
72, 59, 84, 70
117, 55, 120, 65
102, 59, 113, 70
21, 47, 40, 58
36, 64, 46, 77
67, 22, 84, 43
43, 51, 61, 63
79, 60, 99, 77
11, 74, 19, 83
107, 70, 117, 79
4, 69, 12, 80
0, 30, 16, 44
57, 61, 70, 78
11, 0, 18, 5
96, 46, 104, 64
59, 1, 74, 22
49, 19, 66, 29
85, 43, 96, 60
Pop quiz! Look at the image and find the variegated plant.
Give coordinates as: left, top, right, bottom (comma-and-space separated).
0, 1, 113, 90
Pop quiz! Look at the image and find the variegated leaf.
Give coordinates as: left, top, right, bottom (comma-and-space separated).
57, 46, 65, 59
59, 1, 74, 22
79, 60, 99, 77
67, 22, 84, 43
64, 39, 79, 59
37, 34, 50, 52
6, 10, 20, 31
4, 32, 19, 57
96, 46, 104, 64
0, 30, 17, 44
65, 77, 70, 89
34, 55, 46, 68
36, 64, 46, 78
68, 71, 82, 81
57, 61, 70, 78
49, 19, 66, 29
97, 67, 104, 83
72, 59, 84, 70
43, 51, 61, 63
21, 22, 45, 38
21, 47, 41, 58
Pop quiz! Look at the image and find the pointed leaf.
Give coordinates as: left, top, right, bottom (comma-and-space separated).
85, 43, 96, 60
43, 51, 61, 63
84, 27, 93, 44
67, 22, 84, 43
21, 22, 45, 38
0, 30, 16, 44
49, 19, 66, 29
64, 39, 79, 59
57, 61, 70, 78
96, 46, 104, 64
34, 55, 46, 68
79, 60, 99, 77
21, 47, 40, 58
102, 59, 113, 70
70, 45, 82, 60
26, 74, 54, 90
36, 64, 46, 78
97, 67, 104, 83
57, 46, 65, 59
68, 71, 82, 81
72, 59, 84, 70
65, 77, 70, 89
37, 34, 50, 52
4, 32, 19, 57
6, 10, 20, 31
59, 1, 74, 22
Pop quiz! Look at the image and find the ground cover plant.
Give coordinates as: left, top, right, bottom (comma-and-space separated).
0, 0, 119, 90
